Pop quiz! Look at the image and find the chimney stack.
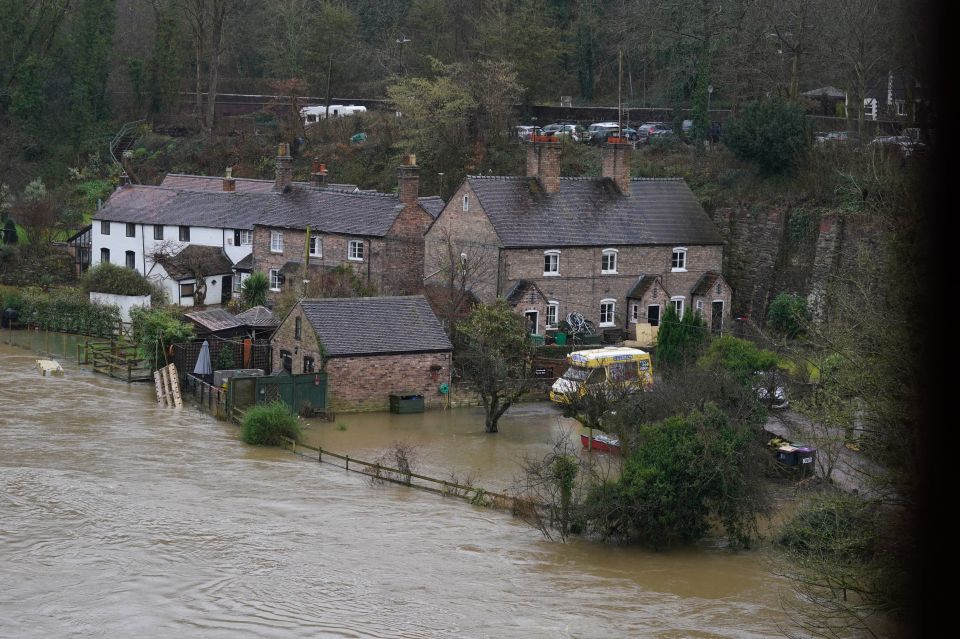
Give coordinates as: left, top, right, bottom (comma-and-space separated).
222, 166, 236, 192
601, 138, 632, 195
397, 153, 420, 206
526, 136, 561, 194
311, 158, 328, 187
273, 142, 293, 192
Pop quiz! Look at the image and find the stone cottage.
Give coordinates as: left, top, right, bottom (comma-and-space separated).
424, 138, 732, 338
271, 295, 453, 411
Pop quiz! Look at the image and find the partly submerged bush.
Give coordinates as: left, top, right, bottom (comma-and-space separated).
241, 402, 302, 446
80, 261, 154, 296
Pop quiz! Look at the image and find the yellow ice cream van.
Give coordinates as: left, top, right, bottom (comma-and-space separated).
549, 347, 654, 404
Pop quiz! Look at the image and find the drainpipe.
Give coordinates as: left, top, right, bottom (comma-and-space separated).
496, 247, 503, 297
141, 224, 146, 276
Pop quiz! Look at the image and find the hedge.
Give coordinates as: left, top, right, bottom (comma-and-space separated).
2, 288, 120, 337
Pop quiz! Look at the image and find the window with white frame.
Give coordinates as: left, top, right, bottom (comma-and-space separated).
546, 302, 559, 327
462, 194, 469, 211
696, 299, 705, 315
599, 299, 616, 326
125, 223, 136, 238
154, 225, 164, 240
671, 296, 685, 317
348, 240, 364, 261
271, 231, 284, 253
239, 230, 253, 245
309, 235, 322, 257
179, 225, 190, 242
543, 250, 560, 276
233, 274, 243, 293
269, 269, 282, 291
671, 247, 687, 271
630, 303, 639, 323
601, 248, 618, 274
125, 250, 135, 269
100, 220, 110, 235
100, 248, 110, 263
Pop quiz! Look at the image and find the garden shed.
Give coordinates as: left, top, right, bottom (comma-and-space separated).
272, 295, 453, 411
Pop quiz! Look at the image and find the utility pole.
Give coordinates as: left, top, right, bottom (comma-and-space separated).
396, 35, 411, 76
324, 55, 333, 120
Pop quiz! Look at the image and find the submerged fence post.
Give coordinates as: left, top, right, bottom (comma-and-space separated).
345, 455, 349, 471
318, 447, 322, 463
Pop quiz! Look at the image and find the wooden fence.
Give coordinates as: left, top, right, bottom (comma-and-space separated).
77, 337, 153, 382
279, 437, 531, 515
184, 373, 229, 419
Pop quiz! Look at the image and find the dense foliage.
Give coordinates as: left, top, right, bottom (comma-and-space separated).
241, 402, 302, 446
584, 403, 768, 548
129, 306, 195, 369
698, 335, 779, 382
80, 262, 155, 296
723, 99, 810, 174
655, 305, 707, 370
766, 292, 809, 338
1, 287, 119, 336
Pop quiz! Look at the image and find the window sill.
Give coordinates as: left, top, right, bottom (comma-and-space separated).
671, 267, 687, 273
601, 270, 618, 275
599, 322, 616, 328
348, 257, 364, 262
271, 249, 283, 254
269, 288, 281, 292
543, 272, 560, 277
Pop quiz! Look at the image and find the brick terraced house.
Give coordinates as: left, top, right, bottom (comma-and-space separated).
424, 138, 732, 338
251, 154, 443, 300
272, 296, 453, 411
92, 147, 444, 307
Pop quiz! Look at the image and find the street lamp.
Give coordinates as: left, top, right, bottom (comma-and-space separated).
396, 35, 411, 76
707, 84, 714, 115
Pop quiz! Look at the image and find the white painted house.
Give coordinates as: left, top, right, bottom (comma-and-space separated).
91, 184, 264, 306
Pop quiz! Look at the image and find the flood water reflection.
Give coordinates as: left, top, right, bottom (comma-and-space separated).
1, 332, 791, 638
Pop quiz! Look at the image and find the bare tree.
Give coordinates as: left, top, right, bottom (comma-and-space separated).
147, 240, 210, 305
424, 226, 497, 334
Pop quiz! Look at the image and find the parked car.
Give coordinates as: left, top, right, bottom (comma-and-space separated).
815, 130, 861, 145
542, 123, 585, 142
868, 134, 926, 158
588, 124, 637, 145
637, 122, 672, 143
587, 121, 620, 135
515, 125, 542, 140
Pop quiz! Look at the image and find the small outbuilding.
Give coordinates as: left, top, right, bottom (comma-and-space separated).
183, 308, 246, 339
272, 295, 453, 411
236, 305, 280, 340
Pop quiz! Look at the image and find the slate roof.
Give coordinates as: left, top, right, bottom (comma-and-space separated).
417, 196, 445, 219
298, 295, 453, 357
183, 309, 244, 333
626, 274, 659, 299
163, 245, 234, 280
236, 305, 279, 328
505, 279, 546, 305
690, 271, 725, 297
96, 182, 441, 238
233, 253, 253, 270
466, 176, 723, 248
161, 174, 359, 192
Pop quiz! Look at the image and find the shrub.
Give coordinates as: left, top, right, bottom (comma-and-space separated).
699, 335, 779, 382
80, 261, 154, 296
241, 271, 269, 308
723, 99, 810, 174
130, 306, 195, 368
655, 305, 708, 370
767, 292, 809, 338
11, 288, 120, 336
241, 402, 302, 446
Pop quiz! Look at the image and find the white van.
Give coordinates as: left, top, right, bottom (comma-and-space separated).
300, 104, 367, 125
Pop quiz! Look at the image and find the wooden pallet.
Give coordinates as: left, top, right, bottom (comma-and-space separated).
154, 363, 182, 407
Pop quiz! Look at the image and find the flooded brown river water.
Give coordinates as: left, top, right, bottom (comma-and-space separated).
1, 332, 792, 638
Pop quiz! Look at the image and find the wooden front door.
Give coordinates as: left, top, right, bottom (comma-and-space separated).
711, 301, 724, 335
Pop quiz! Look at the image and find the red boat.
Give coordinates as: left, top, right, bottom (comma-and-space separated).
580, 429, 621, 454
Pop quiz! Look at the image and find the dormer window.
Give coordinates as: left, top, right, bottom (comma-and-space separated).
671, 247, 687, 272
543, 250, 560, 276
601, 248, 618, 274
